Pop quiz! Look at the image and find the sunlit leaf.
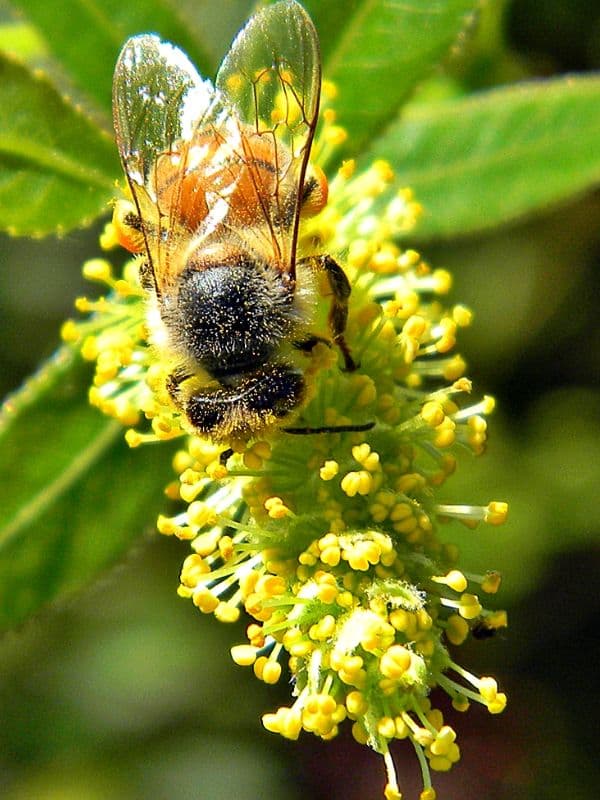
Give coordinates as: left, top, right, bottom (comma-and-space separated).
9, 0, 215, 113
0, 20, 47, 60
0, 54, 119, 235
305, 0, 479, 152
366, 74, 600, 239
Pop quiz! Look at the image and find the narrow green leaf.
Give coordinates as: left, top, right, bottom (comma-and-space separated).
305, 0, 479, 152
0, 348, 176, 631
0, 54, 119, 235
10, 0, 217, 114
365, 74, 600, 239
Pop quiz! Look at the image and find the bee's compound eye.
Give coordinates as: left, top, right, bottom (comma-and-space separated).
246, 365, 304, 418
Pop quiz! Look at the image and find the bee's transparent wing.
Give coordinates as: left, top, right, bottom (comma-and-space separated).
113, 34, 231, 288
112, 1, 321, 285
215, 0, 321, 273
113, 34, 236, 187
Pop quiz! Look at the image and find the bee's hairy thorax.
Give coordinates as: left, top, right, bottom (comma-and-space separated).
161, 255, 299, 380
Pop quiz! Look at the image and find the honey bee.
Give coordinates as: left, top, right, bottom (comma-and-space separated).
112, 0, 358, 443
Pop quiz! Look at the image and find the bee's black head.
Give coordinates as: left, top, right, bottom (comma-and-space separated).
184, 363, 304, 439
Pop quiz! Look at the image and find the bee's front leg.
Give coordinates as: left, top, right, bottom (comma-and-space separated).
301, 254, 357, 371
293, 334, 332, 353
165, 368, 193, 407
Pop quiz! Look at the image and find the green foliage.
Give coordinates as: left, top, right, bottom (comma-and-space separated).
2, 0, 598, 243
9, 0, 217, 110
305, 0, 479, 151
367, 74, 600, 239
0, 55, 119, 235
1, 0, 598, 628
0, 350, 176, 629
1, 3, 600, 795
0, 0, 502, 634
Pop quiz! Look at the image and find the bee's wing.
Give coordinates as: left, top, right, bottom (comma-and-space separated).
113, 34, 233, 293
113, 0, 320, 290
215, 0, 321, 277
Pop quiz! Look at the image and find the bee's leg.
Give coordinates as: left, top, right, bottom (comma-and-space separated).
165, 368, 193, 407
284, 421, 375, 435
293, 334, 332, 353
138, 259, 156, 291
219, 448, 234, 465
302, 254, 357, 372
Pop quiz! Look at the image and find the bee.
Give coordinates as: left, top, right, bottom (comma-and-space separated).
112, 0, 359, 443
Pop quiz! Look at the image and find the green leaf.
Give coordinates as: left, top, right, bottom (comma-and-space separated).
9, 0, 218, 114
0, 348, 176, 632
365, 74, 600, 239
304, 0, 479, 152
0, 20, 47, 61
0, 54, 119, 236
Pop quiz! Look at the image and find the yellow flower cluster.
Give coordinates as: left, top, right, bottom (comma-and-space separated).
169, 426, 506, 795
63, 94, 508, 800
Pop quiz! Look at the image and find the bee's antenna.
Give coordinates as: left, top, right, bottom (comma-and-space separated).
283, 421, 375, 435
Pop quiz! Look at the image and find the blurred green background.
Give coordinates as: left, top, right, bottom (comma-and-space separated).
1, 0, 599, 798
